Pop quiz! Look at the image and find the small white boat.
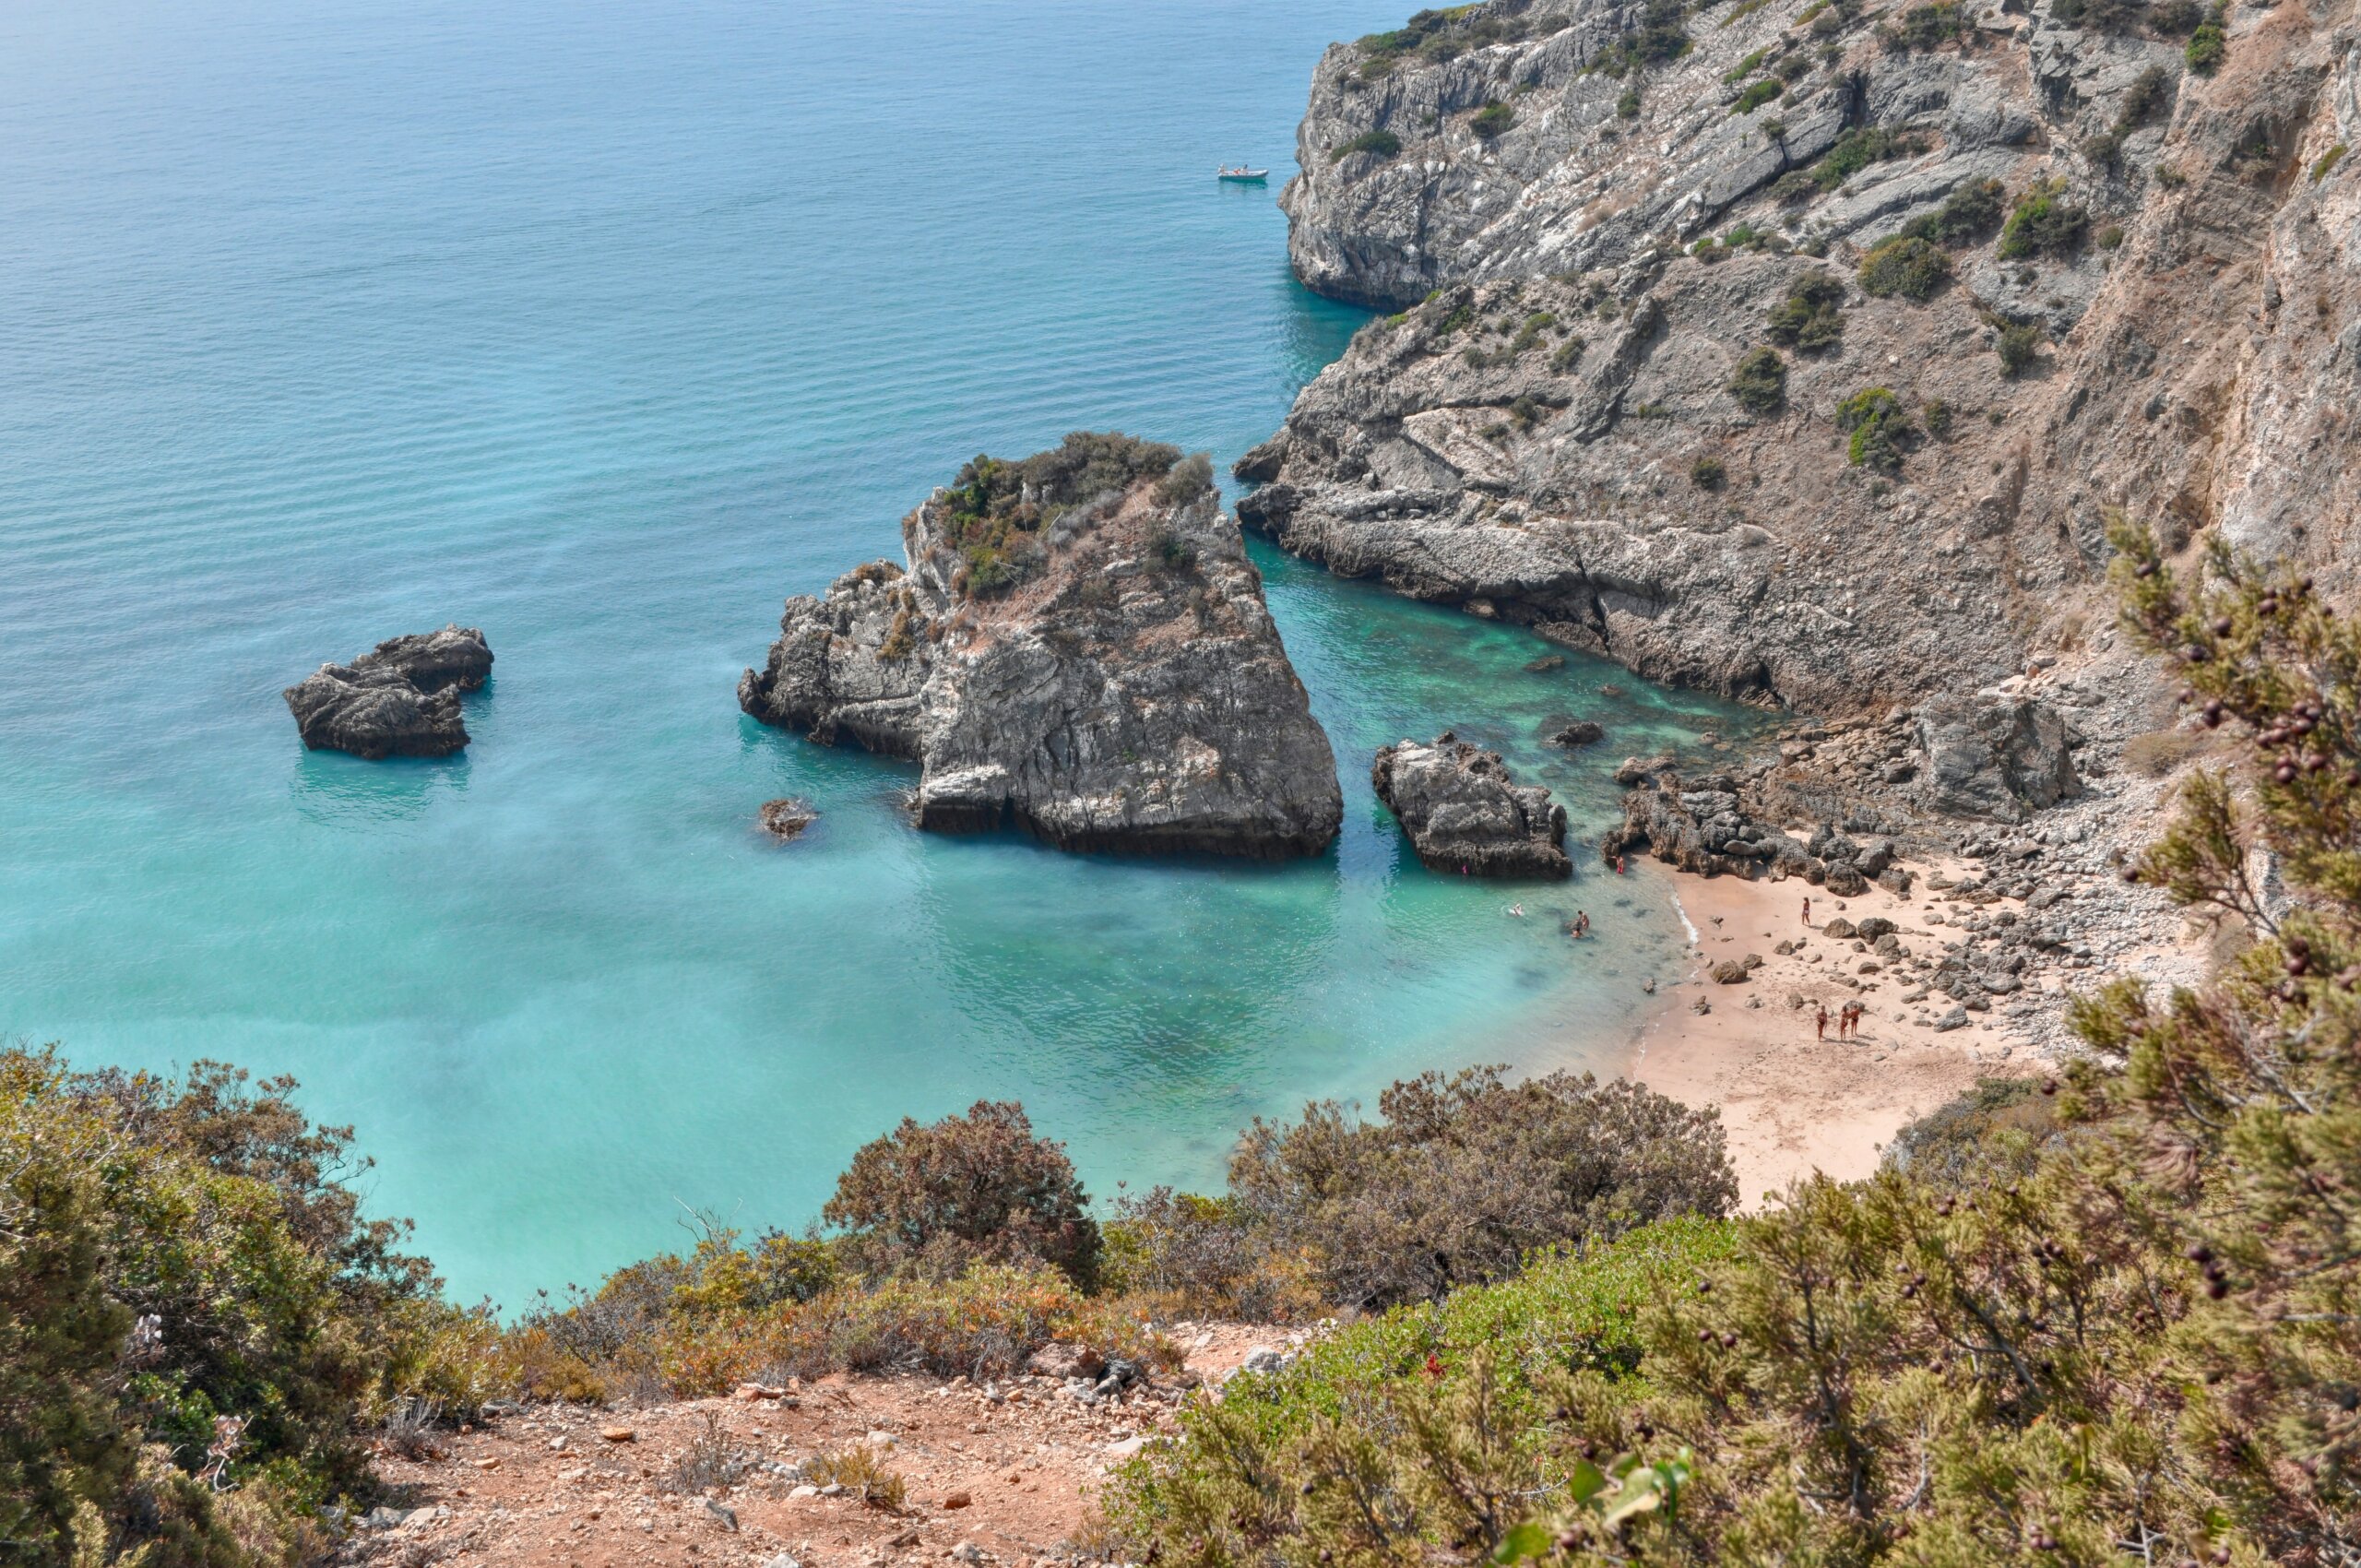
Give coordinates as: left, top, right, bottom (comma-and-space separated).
1216, 165, 1269, 183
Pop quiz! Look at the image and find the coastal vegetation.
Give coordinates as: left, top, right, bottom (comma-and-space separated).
1857, 234, 1952, 301
1726, 346, 1788, 415
940, 431, 1184, 597
20, 547, 2361, 1564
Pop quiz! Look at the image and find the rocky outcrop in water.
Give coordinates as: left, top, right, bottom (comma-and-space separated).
283, 626, 493, 759
1370, 732, 1571, 876
739, 434, 1343, 859
1244, 0, 2361, 723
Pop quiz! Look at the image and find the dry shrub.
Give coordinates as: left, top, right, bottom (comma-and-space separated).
804, 1445, 907, 1509
824, 1101, 1101, 1289
664, 1411, 753, 1494
377, 1397, 445, 1462
2122, 727, 2207, 778
1230, 1067, 1737, 1311
762, 1263, 1173, 1383
1101, 1188, 1325, 1323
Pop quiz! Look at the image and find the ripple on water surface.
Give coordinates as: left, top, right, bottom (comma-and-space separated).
0, 0, 1762, 1303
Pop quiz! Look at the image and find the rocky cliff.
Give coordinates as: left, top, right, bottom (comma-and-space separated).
740, 434, 1343, 859
1248, 0, 2361, 725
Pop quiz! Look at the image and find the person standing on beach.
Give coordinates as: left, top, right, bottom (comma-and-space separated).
1815, 1004, 1829, 1040
1801, 896, 1812, 927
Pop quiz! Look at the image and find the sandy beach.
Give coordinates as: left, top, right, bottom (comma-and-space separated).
1622, 865, 2007, 1203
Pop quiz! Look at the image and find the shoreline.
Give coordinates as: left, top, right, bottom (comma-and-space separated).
1518, 861, 2032, 1206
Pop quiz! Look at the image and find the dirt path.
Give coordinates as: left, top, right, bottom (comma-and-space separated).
348, 1326, 1299, 1568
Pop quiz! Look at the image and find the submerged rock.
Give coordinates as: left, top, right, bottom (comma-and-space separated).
1370, 732, 1570, 878
1548, 720, 1605, 748
739, 433, 1342, 859
282, 626, 492, 759
758, 798, 819, 840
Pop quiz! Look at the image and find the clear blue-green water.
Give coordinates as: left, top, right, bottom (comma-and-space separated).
0, 0, 1755, 1307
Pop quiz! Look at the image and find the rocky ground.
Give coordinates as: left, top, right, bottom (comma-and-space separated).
341, 1327, 1314, 1568
740, 435, 1341, 859
1238, 0, 2361, 880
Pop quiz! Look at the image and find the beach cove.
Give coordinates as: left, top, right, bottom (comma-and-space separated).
0, 0, 1760, 1306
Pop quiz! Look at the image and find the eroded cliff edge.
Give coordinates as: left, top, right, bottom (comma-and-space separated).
740, 434, 1343, 859
1248, 0, 2361, 721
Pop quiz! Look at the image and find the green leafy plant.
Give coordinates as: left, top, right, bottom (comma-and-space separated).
1332, 128, 1404, 162
824, 1100, 1103, 1288
1857, 233, 1952, 300
1727, 346, 1787, 415
1690, 456, 1728, 489
1996, 319, 2044, 375
1999, 179, 2089, 258
1762, 271, 1845, 350
1901, 177, 2005, 245
2186, 4, 2226, 71
1471, 101, 1516, 139
1836, 385, 1914, 469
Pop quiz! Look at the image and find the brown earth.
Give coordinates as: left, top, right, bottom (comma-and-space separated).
344, 1327, 1300, 1568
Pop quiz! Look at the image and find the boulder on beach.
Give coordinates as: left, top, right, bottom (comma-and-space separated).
1370, 731, 1570, 878
283, 626, 492, 759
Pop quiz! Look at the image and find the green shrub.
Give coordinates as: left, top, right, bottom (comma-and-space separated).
1109, 1218, 1743, 1553
1901, 176, 2006, 244
941, 432, 1181, 598
1617, 86, 1643, 117
0, 1050, 465, 1567
823, 1100, 1101, 1289
1921, 395, 1953, 435
2096, 221, 2126, 249
2313, 143, 2348, 181
1731, 78, 1781, 113
1996, 319, 2044, 375
1471, 101, 1516, 139
2186, 6, 2225, 70
1857, 233, 1952, 300
1720, 48, 1767, 83
1762, 271, 1845, 350
1999, 179, 2088, 258
1332, 128, 1404, 162
1727, 345, 1787, 415
1836, 385, 1914, 470
1809, 125, 1912, 192
2151, 0, 2203, 29
1153, 450, 1215, 507
1881, 1, 1963, 49
1883, 1076, 2063, 1185
1690, 455, 1728, 489
1228, 1068, 1737, 1312
1599, 0, 1691, 73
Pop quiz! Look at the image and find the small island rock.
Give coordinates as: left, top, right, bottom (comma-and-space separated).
739, 433, 1342, 859
282, 626, 492, 759
1548, 720, 1605, 748
758, 799, 819, 840
1370, 732, 1571, 878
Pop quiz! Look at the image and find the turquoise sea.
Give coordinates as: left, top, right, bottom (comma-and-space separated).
0, 0, 1754, 1306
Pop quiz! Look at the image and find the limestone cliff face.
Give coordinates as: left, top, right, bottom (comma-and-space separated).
1253, 0, 2361, 718
740, 435, 1343, 859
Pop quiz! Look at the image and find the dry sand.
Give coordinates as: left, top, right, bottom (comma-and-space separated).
1581, 864, 2053, 1206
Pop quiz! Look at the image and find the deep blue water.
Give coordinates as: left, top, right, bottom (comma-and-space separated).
0, 0, 1753, 1306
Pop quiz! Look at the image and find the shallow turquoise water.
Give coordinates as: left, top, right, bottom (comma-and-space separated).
0, 0, 1755, 1305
